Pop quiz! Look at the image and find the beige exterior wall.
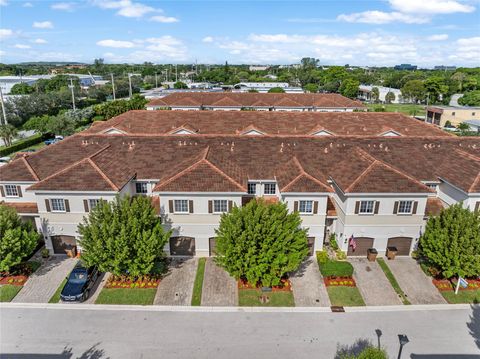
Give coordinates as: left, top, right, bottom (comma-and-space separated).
428, 107, 480, 127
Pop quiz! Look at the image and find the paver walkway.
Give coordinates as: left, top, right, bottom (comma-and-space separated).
290, 257, 330, 307
385, 257, 446, 304
154, 258, 197, 306
349, 258, 401, 306
201, 258, 238, 306
13, 256, 78, 303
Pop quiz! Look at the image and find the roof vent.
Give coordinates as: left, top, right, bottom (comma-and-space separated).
128, 141, 135, 151
324, 147, 329, 154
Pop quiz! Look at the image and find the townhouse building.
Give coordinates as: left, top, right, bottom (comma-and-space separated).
146, 93, 366, 112
1, 112, 478, 258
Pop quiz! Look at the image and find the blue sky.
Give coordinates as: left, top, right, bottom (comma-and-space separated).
0, 0, 479, 66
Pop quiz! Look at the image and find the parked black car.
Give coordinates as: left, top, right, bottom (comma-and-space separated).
60, 264, 99, 302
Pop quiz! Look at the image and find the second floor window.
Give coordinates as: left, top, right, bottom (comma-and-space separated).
174, 199, 189, 213
264, 183, 276, 195
398, 200, 413, 214
299, 200, 313, 214
89, 199, 100, 210
213, 200, 228, 213
247, 183, 256, 195
359, 201, 374, 214
5, 185, 18, 197
51, 199, 66, 212
135, 182, 148, 194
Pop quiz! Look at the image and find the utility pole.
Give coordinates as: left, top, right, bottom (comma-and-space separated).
128, 73, 133, 99
69, 77, 76, 110
111, 73, 116, 100
155, 73, 158, 88
0, 85, 7, 125
175, 64, 178, 82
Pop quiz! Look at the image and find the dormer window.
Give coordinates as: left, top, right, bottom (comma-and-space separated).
135, 182, 148, 194
264, 183, 276, 195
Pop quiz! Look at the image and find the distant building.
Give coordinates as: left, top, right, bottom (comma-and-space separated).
426, 106, 480, 127
0, 74, 104, 94
434, 66, 457, 71
464, 119, 480, 132
358, 85, 405, 104
394, 64, 417, 71
249, 65, 270, 71
232, 82, 303, 93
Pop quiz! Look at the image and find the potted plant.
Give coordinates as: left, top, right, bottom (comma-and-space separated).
41, 248, 50, 259
367, 248, 378, 262
386, 246, 398, 260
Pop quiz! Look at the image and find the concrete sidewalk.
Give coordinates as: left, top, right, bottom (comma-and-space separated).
290, 257, 331, 307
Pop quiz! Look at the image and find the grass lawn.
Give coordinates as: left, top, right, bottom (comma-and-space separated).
239, 289, 295, 307
0, 285, 23, 302
377, 258, 410, 305
95, 288, 157, 305
441, 290, 480, 304
366, 103, 425, 116
191, 258, 206, 306
327, 286, 365, 307
49, 278, 67, 303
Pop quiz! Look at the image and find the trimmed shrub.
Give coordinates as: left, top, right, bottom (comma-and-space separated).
316, 250, 328, 265
0, 134, 46, 157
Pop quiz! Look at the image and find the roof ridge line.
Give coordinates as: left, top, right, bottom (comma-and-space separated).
468, 172, 480, 193
202, 159, 246, 191
455, 148, 480, 161
345, 160, 378, 193
22, 156, 40, 181
87, 158, 119, 191
284, 157, 331, 192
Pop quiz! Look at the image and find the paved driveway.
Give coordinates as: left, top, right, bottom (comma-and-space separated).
349, 258, 401, 306
13, 256, 78, 303
290, 257, 330, 307
154, 258, 197, 306
201, 258, 238, 306
385, 257, 446, 304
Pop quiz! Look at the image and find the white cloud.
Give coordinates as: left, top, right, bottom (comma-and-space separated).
0, 0, 7, 6
150, 15, 179, 23
427, 34, 449, 41
23, 2, 33, 7
51, 2, 75, 11
0, 28, 13, 39
92, 0, 157, 18
97, 39, 136, 48
33, 38, 47, 44
14, 44, 31, 49
452, 36, 480, 60
202, 36, 214, 43
389, 0, 475, 14
33, 21, 54, 29
337, 11, 429, 24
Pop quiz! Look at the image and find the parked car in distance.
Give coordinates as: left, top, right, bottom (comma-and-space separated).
60, 264, 99, 302
0, 156, 11, 167
44, 135, 64, 146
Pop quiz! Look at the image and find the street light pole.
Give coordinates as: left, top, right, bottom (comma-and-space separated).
111, 73, 116, 100
155, 73, 158, 88
0, 84, 7, 125
397, 335, 409, 359
69, 77, 76, 111
128, 73, 133, 99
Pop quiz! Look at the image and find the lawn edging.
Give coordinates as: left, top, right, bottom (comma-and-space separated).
49, 278, 67, 303
0, 285, 23, 302
191, 258, 206, 306
377, 258, 411, 305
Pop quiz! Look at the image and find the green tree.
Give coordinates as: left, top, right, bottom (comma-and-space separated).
459, 90, 480, 106
401, 80, 426, 103
339, 78, 360, 99
173, 81, 188, 89
268, 87, 285, 93
371, 87, 380, 103
214, 199, 308, 287
0, 205, 40, 273
304, 83, 319, 93
0, 124, 18, 147
78, 195, 171, 276
419, 203, 480, 279
425, 77, 449, 103
385, 91, 396, 104
23, 115, 51, 134
10, 83, 35, 95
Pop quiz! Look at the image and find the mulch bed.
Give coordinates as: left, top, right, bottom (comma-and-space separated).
433, 278, 480, 291
0, 275, 28, 286
324, 276, 356, 287
105, 275, 161, 289
238, 278, 292, 292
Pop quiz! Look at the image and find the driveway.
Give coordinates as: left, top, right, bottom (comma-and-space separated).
154, 258, 197, 306
290, 257, 330, 307
385, 257, 446, 304
201, 258, 238, 306
349, 258, 401, 306
13, 256, 78, 303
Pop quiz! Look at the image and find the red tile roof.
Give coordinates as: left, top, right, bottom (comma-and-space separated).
425, 197, 444, 216
1, 201, 38, 214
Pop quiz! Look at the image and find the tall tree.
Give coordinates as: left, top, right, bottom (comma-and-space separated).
371, 87, 380, 103
385, 91, 396, 104
401, 80, 426, 103
0, 124, 18, 147
339, 78, 360, 99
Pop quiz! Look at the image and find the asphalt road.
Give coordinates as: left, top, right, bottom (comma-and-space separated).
1, 305, 479, 359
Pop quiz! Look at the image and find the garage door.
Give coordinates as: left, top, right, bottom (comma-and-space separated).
209, 237, 217, 256
169, 237, 195, 256
307, 237, 315, 256
387, 237, 412, 256
51, 235, 76, 254
347, 237, 374, 256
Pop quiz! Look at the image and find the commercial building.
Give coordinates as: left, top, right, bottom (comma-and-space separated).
232, 82, 303, 93
358, 85, 405, 104
1, 110, 477, 258
426, 106, 480, 127
394, 64, 417, 71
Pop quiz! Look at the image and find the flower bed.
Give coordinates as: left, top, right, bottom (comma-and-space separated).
238, 278, 292, 292
433, 278, 480, 291
105, 275, 161, 289
324, 276, 356, 287
0, 275, 28, 286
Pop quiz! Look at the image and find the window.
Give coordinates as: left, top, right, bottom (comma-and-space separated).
398, 200, 413, 214
299, 200, 313, 214
89, 199, 100, 210
174, 199, 189, 213
213, 200, 228, 213
427, 184, 437, 190
473, 112, 476, 116
247, 183, 257, 195
452, 112, 456, 116
359, 201, 374, 214
51, 199, 66, 212
264, 183, 276, 195
135, 182, 148, 194
5, 185, 18, 197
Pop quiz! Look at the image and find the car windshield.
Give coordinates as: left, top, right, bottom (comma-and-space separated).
69, 271, 87, 283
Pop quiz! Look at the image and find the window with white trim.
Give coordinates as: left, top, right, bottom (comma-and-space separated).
135, 182, 148, 194
174, 199, 189, 213
5, 185, 18, 197
359, 201, 374, 214
51, 199, 66, 212
264, 183, 276, 195
398, 200, 413, 214
89, 199, 100, 210
247, 183, 256, 195
213, 200, 228, 213
299, 200, 313, 214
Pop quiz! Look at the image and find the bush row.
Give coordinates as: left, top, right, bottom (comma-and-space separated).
0, 134, 47, 157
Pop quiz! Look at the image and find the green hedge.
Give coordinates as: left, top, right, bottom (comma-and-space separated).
0, 134, 45, 157
319, 259, 354, 277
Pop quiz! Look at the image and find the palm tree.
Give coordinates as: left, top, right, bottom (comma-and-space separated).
0, 124, 18, 147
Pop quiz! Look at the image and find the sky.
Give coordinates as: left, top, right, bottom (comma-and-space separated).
0, 0, 479, 67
